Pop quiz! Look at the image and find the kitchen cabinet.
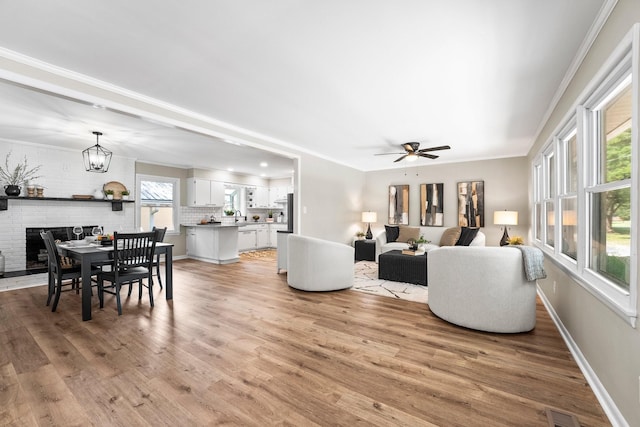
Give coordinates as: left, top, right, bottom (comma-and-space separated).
255, 187, 269, 208
246, 187, 268, 208
238, 223, 286, 251
257, 226, 269, 248
186, 228, 197, 256
276, 231, 292, 273
185, 225, 239, 264
187, 179, 225, 207
268, 186, 286, 206
238, 229, 257, 251
245, 187, 267, 208
270, 223, 287, 246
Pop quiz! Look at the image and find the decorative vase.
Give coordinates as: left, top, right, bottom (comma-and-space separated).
4, 185, 20, 196
35, 186, 44, 197
106, 194, 114, 200
122, 195, 129, 200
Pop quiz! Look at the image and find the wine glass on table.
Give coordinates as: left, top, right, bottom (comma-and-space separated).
72, 225, 83, 241
92, 226, 103, 243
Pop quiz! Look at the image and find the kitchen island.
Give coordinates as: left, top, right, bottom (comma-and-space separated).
184, 223, 239, 264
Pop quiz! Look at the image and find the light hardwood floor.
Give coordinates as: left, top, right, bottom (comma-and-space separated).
0, 252, 610, 426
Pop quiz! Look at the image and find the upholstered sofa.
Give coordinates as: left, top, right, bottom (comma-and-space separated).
287, 234, 354, 291
427, 246, 537, 333
375, 225, 485, 262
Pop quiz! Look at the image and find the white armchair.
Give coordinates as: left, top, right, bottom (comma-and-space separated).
287, 234, 354, 291
427, 246, 537, 333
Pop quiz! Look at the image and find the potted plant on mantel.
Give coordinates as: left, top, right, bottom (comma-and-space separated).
120, 190, 130, 200
0, 151, 42, 196
104, 189, 115, 200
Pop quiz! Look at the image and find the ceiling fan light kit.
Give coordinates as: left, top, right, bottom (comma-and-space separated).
82, 131, 112, 173
374, 142, 451, 163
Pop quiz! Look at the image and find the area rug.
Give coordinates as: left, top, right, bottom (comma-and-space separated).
240, 249, 277, 259
353, 261, 428, 303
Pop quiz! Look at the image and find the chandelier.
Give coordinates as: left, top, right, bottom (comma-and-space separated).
82, 131, 112, 173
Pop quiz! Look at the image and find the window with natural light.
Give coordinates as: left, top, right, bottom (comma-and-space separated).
137, 175, 179, 233
532, 28, 637, 324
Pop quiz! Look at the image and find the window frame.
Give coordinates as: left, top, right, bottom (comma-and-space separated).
135, 174, 181, 235
532, 25, 639, 326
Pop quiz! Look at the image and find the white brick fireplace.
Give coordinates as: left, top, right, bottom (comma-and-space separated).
0, 140, 136, 288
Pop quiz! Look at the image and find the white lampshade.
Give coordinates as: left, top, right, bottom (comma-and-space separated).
493, 210, 518, 226
362, 211, 377, 223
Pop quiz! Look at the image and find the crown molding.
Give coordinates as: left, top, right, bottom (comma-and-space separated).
531, 0, 619, 147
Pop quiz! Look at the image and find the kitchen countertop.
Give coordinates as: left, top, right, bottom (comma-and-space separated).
183, 223, 241, 228
183, 222, 289, 228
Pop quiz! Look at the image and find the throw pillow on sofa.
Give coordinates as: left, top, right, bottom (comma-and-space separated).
385, 225, 400, 242
455, 227, 480, 246
439, 227, 461, 246
396, 225, 420, 243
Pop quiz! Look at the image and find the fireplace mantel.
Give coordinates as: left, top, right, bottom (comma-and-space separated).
0, 196, 134, 211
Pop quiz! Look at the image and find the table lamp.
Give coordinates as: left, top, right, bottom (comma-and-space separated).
493, 210, 518, 246
362, 211, 377, 239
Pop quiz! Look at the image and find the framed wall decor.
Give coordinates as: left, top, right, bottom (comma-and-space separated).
388, 184, 409, 225
420, 183, 444, 226
457, 180, 484, 227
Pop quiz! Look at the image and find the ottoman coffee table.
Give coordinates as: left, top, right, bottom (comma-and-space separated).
378, 250, 428, 286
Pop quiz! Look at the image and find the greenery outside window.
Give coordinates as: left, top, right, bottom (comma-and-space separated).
586, 80, 632, 293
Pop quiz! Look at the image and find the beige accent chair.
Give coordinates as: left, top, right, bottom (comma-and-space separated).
427, 246, 537, 333
287, 234, 354, 291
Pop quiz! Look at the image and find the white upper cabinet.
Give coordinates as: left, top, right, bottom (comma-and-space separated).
187, 179, 225, 207
247, 186, 269, 208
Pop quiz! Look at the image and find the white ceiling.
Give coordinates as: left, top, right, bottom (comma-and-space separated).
0, 0, 607, 175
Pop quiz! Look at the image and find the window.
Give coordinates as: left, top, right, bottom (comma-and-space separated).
586, 81, 632, 292
543, 150, 556, 249
560, 126, 578, 261
136, 175, 180, 233
532, 27, 637, 324
533, 163, 542, 241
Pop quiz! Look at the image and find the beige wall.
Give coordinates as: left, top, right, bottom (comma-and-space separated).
136, 162, 189, 257
296, 153, 366, 243
362, 157, 529, 246
527, 1, 640, 425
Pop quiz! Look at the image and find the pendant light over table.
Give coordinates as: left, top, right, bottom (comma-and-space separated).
82, 131, 112, 173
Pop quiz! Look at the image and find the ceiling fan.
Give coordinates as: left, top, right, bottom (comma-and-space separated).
375, 142, 451, 163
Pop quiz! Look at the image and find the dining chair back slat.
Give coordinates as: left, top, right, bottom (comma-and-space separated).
40, 230, 83, 311
98, 231, 158, 315
151, 226, 167, 289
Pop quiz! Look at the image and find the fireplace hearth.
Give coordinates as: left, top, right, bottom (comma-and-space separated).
25, 226, 98, 272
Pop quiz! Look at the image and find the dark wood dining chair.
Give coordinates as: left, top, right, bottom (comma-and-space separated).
41, 230, 98, 312
151, 226, 167, 289
98, 231, 157, 315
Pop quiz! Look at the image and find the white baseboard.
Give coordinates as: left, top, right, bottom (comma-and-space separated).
537, 287, 629, 427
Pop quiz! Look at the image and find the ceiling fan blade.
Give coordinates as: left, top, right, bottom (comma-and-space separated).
402, 142, 420, 153
394, 154, 408, 163
374, 152, 406, 156
418, 145, 451, 153
418, 153, 439, 159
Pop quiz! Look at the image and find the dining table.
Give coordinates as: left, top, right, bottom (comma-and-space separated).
57, 241, 174, 321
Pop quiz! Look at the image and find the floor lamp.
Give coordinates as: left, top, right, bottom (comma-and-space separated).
493, 210, 518, 246
362, 211, 377, 240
